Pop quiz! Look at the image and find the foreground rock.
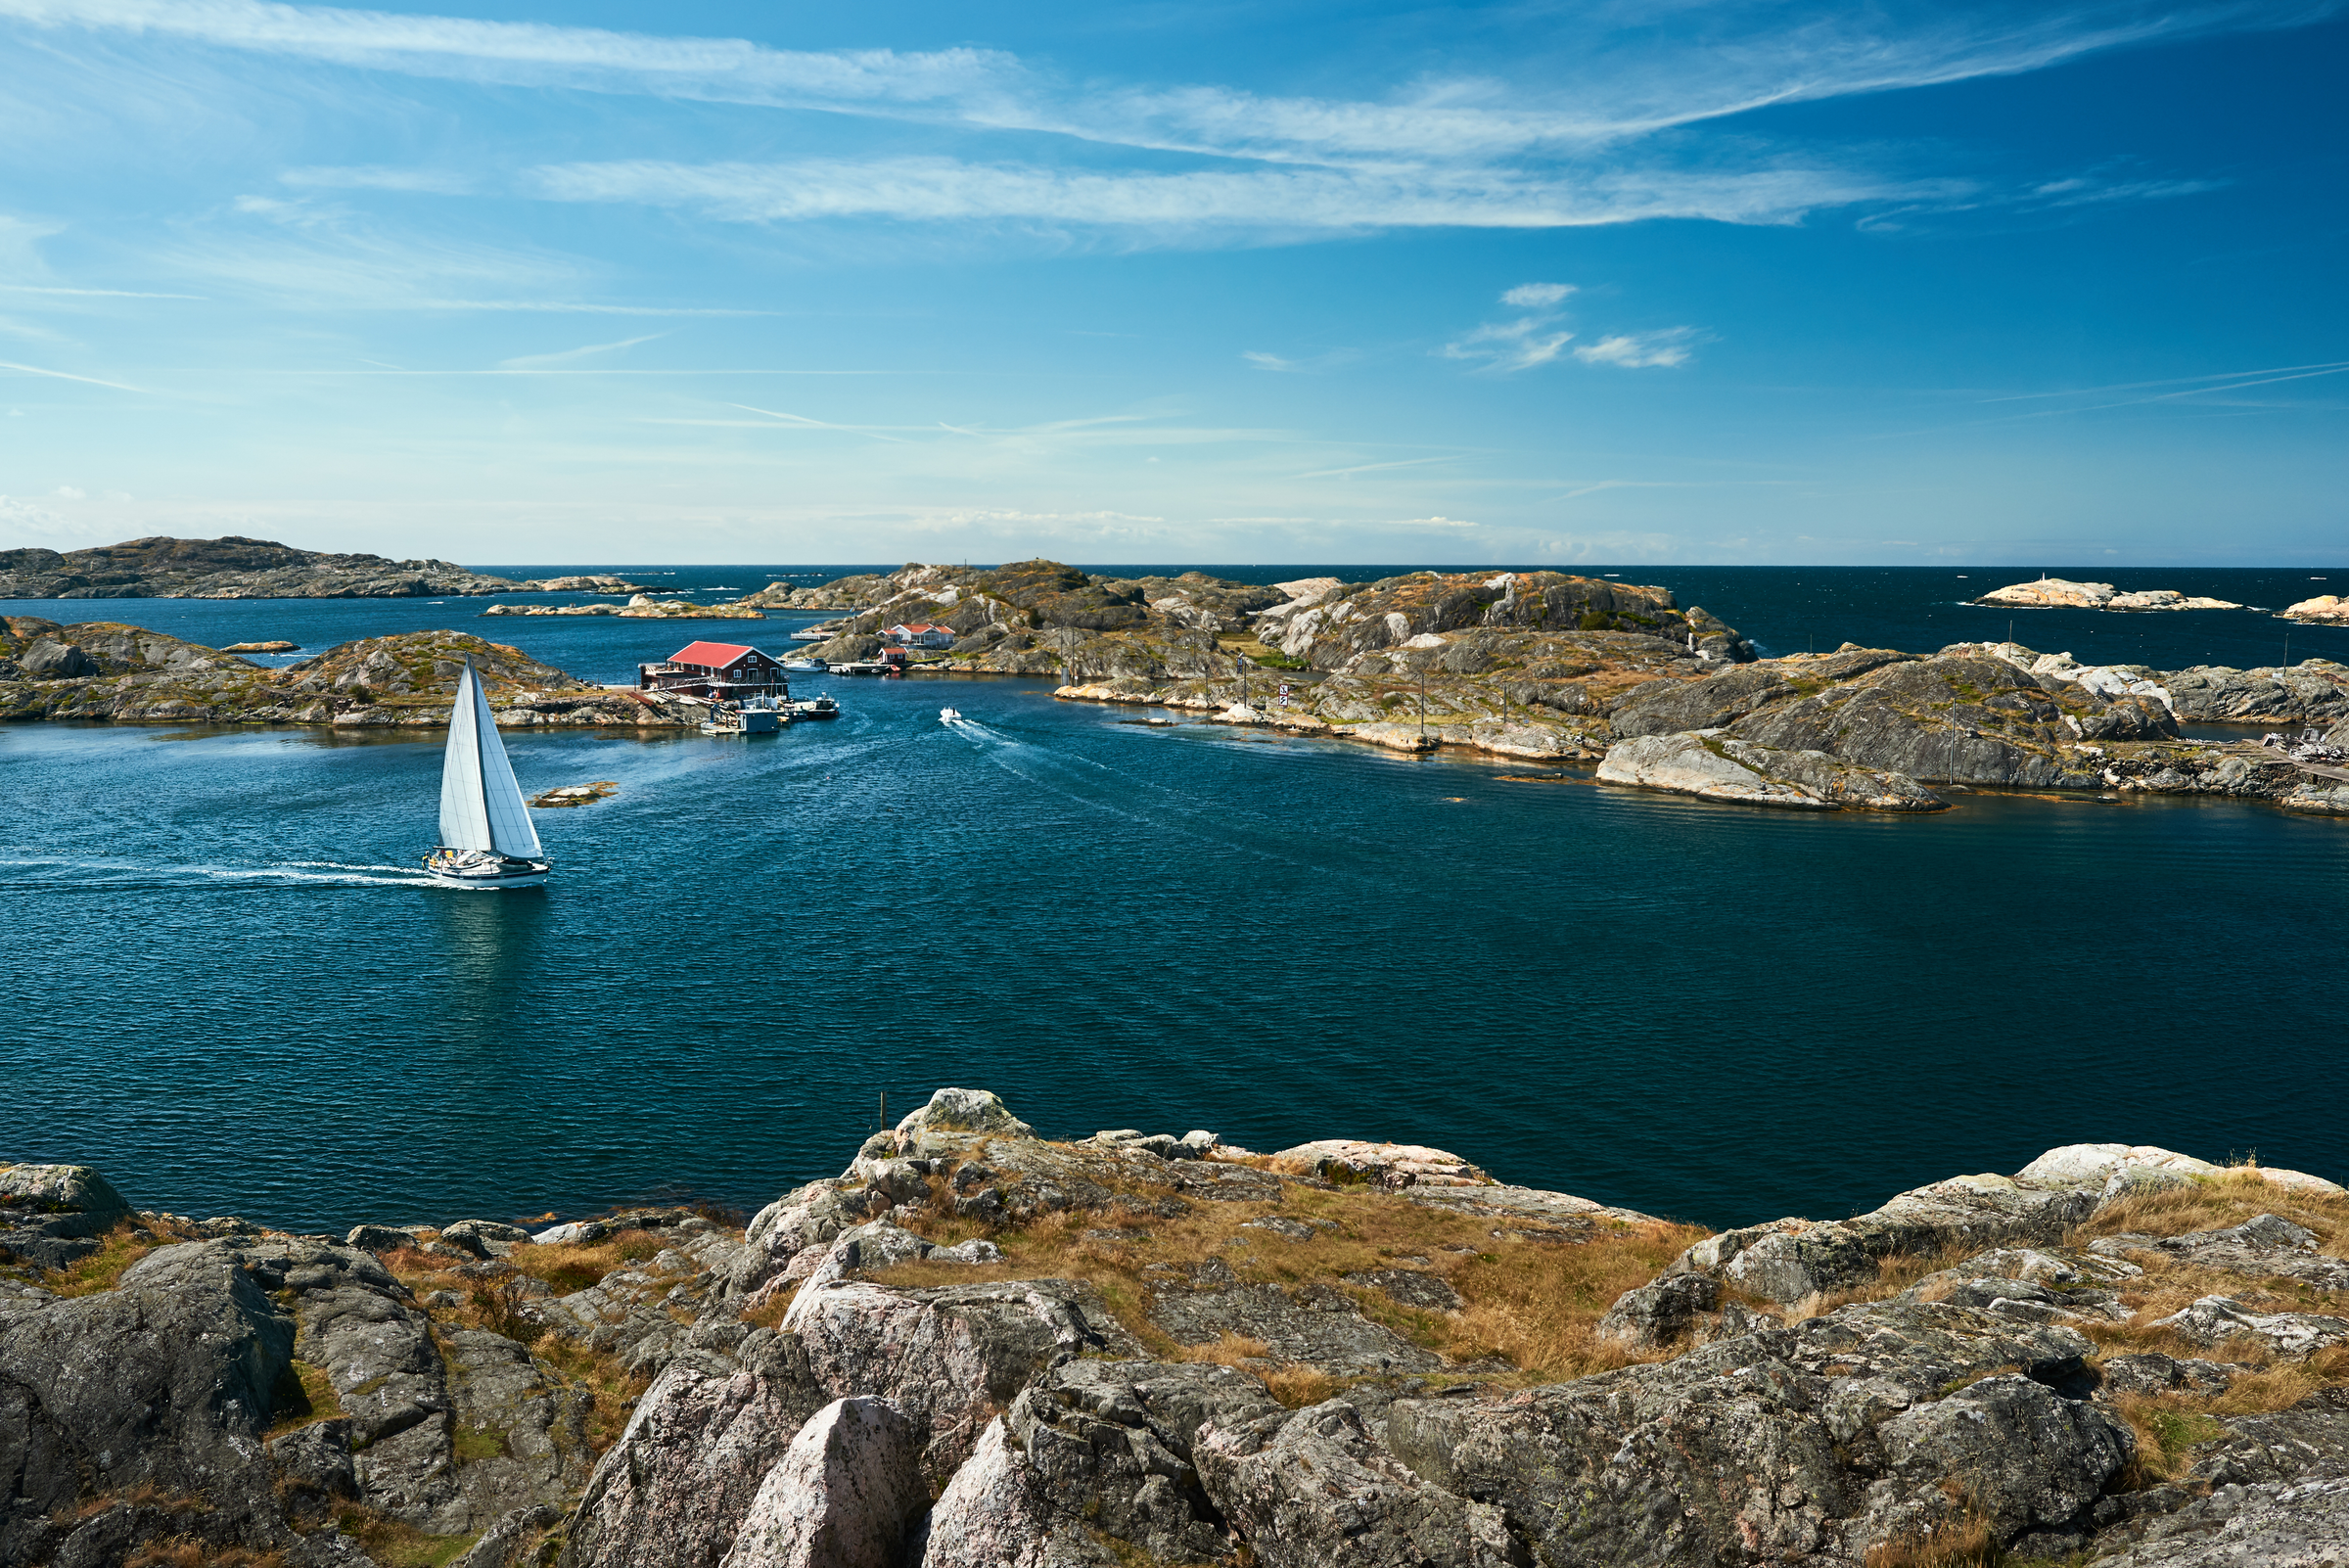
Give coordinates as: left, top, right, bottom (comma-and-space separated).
0, 1161, 132, 1268
0, 623, 700, 728
1393, 1303, 2129, 1563
10, 1101, 2347, 1568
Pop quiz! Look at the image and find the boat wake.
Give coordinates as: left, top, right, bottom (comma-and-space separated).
0, 857, 431, 889
946, 720, 1371, 879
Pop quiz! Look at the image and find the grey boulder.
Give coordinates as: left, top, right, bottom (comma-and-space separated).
720, 1397, 928, 1568
1196, 1399, 1524, 1568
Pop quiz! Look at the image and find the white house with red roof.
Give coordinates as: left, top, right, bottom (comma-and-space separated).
637, 639, 787, 698
883, 623, 955, 649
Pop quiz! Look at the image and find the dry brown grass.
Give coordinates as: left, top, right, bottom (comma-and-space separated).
123, 1544, 283, 1568
872, 1178, 1706, 1385
1263, 1367, 1342, 1408
375, 1245, 649, 1456
498, 1230, 663, 1294
2051, 1171, 2349, 1488
1862, 1507, 2000, 1568
527, 1332, 649, 1454
33, 1216, 198, 1298
2071, 1170, 2349, 1255
51, 1484, 213, 1527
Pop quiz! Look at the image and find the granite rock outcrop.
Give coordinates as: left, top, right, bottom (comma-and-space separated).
7, 1096, 2348, 1567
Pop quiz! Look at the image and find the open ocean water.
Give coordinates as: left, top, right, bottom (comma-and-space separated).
5, 565, 2346, 1234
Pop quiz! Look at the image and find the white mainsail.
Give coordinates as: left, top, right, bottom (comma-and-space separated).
438, 661, 543, 858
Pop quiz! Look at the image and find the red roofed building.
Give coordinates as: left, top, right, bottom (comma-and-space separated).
638, 640, 787, 699
884, 623, 955, 649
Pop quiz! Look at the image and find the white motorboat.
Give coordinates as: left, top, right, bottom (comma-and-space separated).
782, 657, 826, 672
421, 660, 551, 890
783, 695, 840, 719
940, 707, 962, 721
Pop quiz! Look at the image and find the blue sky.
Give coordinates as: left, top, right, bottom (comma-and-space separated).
1, 0, 2344, 566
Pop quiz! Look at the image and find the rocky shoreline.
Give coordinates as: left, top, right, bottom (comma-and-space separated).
6, 1090, 2346, 1567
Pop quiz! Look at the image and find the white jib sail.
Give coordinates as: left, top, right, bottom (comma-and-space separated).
438, 661, 544, 858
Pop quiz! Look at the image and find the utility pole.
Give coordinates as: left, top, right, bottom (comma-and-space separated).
1418, 670, 1427, 740
1235, 652, 1249, 710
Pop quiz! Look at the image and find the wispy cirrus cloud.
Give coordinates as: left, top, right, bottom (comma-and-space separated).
0, 356, 149, 392
0, 0, 2308, 252
1574, 328, 1707, 369
525, 157, 1926, 236
1443, 282, 1581, 372
281, 164, 478, 195
496, 332, 662, 370
1445, 284, 1705, 373
1, 0, 2328, 170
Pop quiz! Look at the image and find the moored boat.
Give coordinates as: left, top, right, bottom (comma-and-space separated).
422, 660, 551, 890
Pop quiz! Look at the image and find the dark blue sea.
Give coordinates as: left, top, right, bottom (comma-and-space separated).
6, 566, 2345, 1234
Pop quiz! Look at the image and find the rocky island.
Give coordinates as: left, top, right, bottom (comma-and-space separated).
767, 561, 2349, 815
484, 595, 763, 621
0, 534, 644, 600
0, 619, 700, 728
5, 1089, 2346, 1567
1973, 578, 2243, 612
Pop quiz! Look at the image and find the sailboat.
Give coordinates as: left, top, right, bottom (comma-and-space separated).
420, 660, 551, 889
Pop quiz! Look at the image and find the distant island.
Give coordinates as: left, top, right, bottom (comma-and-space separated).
1973, 576, 2242, 612
5, 547, 2347, 815
0, 534, 647, 600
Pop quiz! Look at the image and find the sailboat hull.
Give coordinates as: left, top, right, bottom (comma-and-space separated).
421, 849, 551, 890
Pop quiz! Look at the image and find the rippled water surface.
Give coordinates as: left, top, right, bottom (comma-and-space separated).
6, 567, 2345, 1233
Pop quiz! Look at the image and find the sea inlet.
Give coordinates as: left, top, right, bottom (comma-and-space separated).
5, 566, 2345, 1232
